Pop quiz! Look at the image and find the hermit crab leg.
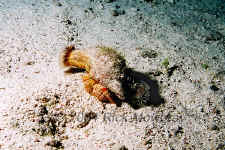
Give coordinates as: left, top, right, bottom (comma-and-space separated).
101, 88, 116, 104
82, 74, 115, 104
92, 83, 116, 104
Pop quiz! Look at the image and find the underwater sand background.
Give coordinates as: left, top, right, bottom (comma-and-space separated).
0, 0, 224, 149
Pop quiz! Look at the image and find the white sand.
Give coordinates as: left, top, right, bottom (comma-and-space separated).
0, 0, 224, 149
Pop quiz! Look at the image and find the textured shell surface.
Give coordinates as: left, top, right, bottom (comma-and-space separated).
82, 46, 126, 100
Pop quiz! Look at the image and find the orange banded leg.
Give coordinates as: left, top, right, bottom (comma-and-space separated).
92, 84, 115, 104
82, 74, 96, 93
82, 74, 115, 104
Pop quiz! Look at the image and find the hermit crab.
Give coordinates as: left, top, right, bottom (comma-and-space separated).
59, 45, 127, 104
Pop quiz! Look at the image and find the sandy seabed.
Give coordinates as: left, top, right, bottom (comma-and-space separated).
0, 0, 224, 149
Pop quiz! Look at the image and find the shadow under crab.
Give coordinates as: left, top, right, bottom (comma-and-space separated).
65, 67, 164, 109
60, 45, 164, 108
122, 68, 164, 109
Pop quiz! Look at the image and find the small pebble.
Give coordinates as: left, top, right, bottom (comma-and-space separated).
34, 138, 40, 142
141, 50, 158, 58
205, 31, 223, 42
111, 10, 125, 16
45, 140, 63, 148
26, 61, 35, 65
41, 97, 50, 103
211, 124, 219, 131
175, 126, 183, 136
210, 85, 219, 91
57, 2, 62, 7
38, 105, 48, 116
215, 109, 221, 115
112, 10, 119, 16
66, 19, 72, 25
